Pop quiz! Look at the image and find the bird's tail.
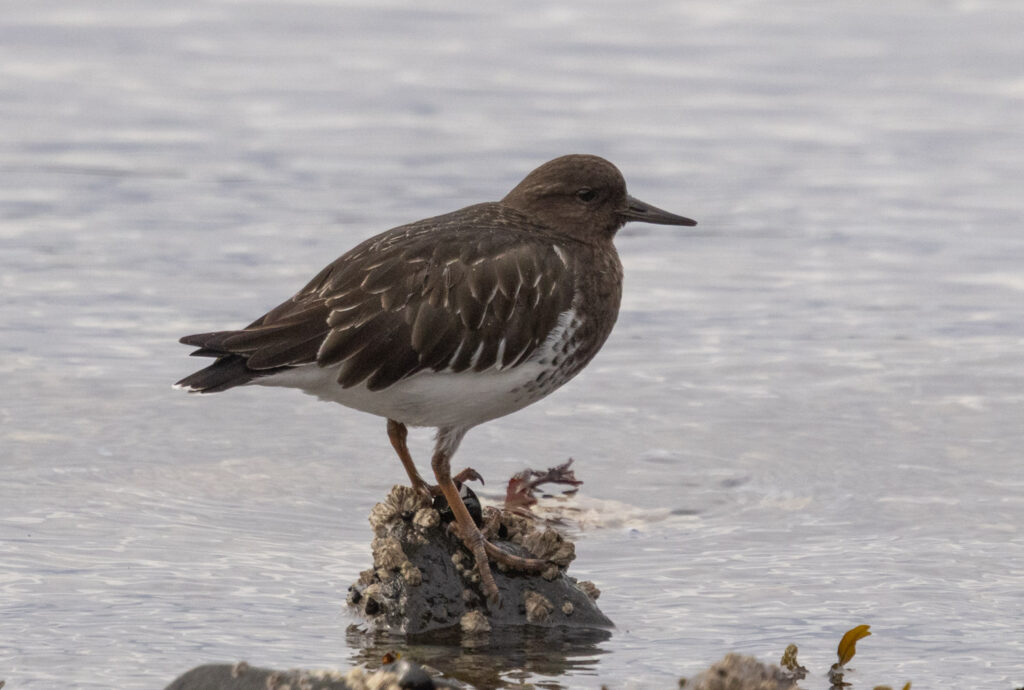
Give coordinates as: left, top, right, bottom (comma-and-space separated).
174, 355, 259, 393
174, 331, 280, 393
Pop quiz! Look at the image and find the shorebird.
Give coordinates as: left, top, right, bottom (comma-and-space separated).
175, 154, 696, 604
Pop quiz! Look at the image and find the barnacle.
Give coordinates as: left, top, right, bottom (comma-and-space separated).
371, 535, 408, 571
524, 590, 554, 624
522, 527, 574, 567
577, 580, 600, 601
460, 609, 491, 634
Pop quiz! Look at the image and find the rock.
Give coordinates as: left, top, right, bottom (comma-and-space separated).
347, 486, 613, 635
163, 662, 404, 690
166, 652, 801, 690
682, 654, 800, 690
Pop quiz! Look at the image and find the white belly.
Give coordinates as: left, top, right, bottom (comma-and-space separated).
255, 305, 587, 428
255, 360, 559, 429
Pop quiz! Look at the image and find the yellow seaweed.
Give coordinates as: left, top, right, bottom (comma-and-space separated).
837, 624, 872, 666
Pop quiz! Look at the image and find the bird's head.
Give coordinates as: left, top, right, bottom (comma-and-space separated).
501, 154, 696, 242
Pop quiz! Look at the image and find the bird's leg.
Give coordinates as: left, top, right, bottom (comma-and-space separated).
431, 427, 548, 606
431, 441, 500, 604
387, 419, 483, 496
386, 419, 432, 495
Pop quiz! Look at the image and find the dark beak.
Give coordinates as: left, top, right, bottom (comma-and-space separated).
618, 195, 696, 226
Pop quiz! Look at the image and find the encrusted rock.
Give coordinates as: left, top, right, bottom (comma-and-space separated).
368, 486, 430, 535
166, 662, 408, 690
524, 590, 554, 624
167, 652, 801, 690
340, 667, 402, 690
683, 653, 798, 690
348, 485, 612, 635
264, 670, 285, 689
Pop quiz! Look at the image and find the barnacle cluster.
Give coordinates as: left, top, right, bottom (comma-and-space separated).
481, 506, 575, 580
252, 663, 403, 690
368, 485, 431, 535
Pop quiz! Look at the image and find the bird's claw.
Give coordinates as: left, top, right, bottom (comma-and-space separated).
411, 466, 483, 498
453, 467, 484, 486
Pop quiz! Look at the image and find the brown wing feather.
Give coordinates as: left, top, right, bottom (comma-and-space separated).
178, 203, 578, 393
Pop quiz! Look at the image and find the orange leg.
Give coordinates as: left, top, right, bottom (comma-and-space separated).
387, 418, 483, 495
387, 419, 431, 494
430, 432, 547, 606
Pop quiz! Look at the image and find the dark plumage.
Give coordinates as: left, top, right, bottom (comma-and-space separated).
177, 205, 578, 394
176, 154, 696, 605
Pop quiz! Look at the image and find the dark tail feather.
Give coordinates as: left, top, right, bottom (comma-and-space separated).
174, 355, 261, 393
188, 347, 227, 358
176, 330, 295, 393
180, 331, 237, 352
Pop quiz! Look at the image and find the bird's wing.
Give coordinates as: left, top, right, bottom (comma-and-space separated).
180, 204, 578, 392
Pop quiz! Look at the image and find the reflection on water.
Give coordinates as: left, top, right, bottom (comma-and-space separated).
346, 624, 612, 689
3, 0, 1024, 688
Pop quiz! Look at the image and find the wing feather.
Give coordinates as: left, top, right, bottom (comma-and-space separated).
178, 203, 579, 393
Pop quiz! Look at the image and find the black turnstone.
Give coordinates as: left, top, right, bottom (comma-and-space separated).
175, 154, 696, 604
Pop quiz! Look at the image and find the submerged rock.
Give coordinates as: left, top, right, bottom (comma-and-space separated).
166, 652, 802, 690
347, 485, 612, 635
164, 662, 404, 690
682, 654, 800, 690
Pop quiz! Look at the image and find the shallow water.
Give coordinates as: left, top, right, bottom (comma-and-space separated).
2, 1, 1023, 688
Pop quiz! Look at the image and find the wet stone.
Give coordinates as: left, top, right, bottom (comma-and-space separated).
164, 662, 404, 690
347, 485, 613, 635
682, 653, 799, 690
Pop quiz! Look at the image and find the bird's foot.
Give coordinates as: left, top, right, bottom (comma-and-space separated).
504, 458, 581, 512
453, 466, 484, 486
482, 539, 548, 572
450, 520, 548, 606
408, 475, 435, 499
410, 467, 484, 498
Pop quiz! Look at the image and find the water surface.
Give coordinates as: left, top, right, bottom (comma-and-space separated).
2, 1, 1023, 688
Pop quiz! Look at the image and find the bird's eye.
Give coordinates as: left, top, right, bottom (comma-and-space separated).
576, 188, 597, 202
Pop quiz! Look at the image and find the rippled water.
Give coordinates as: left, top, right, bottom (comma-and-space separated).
3, 1, 1023, 688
